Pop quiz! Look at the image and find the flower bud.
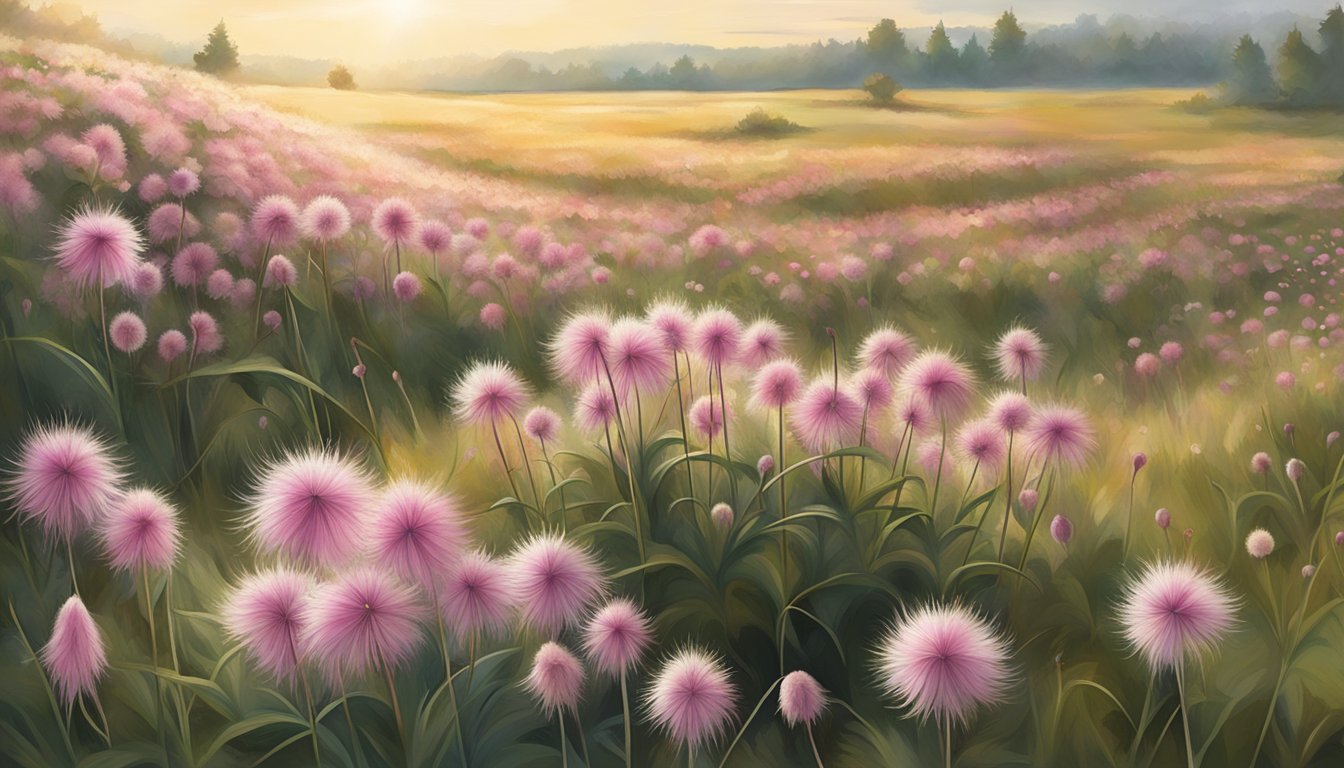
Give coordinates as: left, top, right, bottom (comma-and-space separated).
1155, 507, 1171, 529
1132, 452, 1147, 473
1050, 515, 1073, 545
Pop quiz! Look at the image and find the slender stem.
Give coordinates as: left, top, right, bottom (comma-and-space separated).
997, 432, 1016, 560
574, 710, 590, 766
930, 417, 947, 515
509, 413, 543, 516
1017, 463, 1056, 575
380, 652, 405, 741
491, 421, 525, 511
91, 692, 112, 747
944, 717, 952, 768
1176, 663, 1194, 768
7, 602, 77, 762
340, 684, 361, 761
1123, 472, 1137, 559
66, 538, 80, 595
807, 724, 824, 768
97, 279, 114, 384
559, 712, 569, 768
142, 569, 167, 761
621, 669, 633, 768
302, 673, 322, 768
437, 610, 468, 768
716, 359, 736, 501
674, 353, 696, 500
542, 442, 567, 533
601, 359, 646, 565
253, 236, 273, 340
779, 404, 789, 595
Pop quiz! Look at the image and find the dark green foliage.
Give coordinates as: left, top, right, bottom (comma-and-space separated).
733, 108, 805, 137
193, 21, 239, 76
924, 22, 959, 81
861, 72, 900, 105
1278, 28, 1320, 106
989, 11, 1028, 67
1227, 35, 1278, 105
865, 18, 908, 67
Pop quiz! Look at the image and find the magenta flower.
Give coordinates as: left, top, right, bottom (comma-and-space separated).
575, 382, 617, 433
451, 361, 530, 425
127, 261, 164, 300
646, 299, 694, 352
894, 396, 932, 436
1025, 405, 1095, 468
372, 198, 418, 246
550, 311, 612, 385
607, 319, 671, 395
243, 448, 375, 568
41, 596, 107, 707
849, 368, 894, 414
1286, 459, 1305, 483
302, 567, 426, 681
954, 419, 1006, 469
223, 567, 314, 682
392, 271, 421, 302
992, 327, 1048, 383
511, 533, 604, 635
7, 422, 122, 544
779, 670, 827, 728
417, 220, 452, 255
52, 204, 144, 289
368, 480, 466, 587
1050, 514, 1073, 545
740, 319, 787, 367
790, 378, 862, 454
437, 550, 517, 641
205, 269, 235, 301
644, 647, 737, 750
1134, 353, 1160, 377
167, 167, 199, 198
100, 487, 180, 572
1250, 452, 1272, 474
898, 351, 976, 420
157, 329, 187, 363
689, 395, 726, 440
752, 359, 803, 410
523, 406, 561, 444
1117, 561, 1236, 669
109, 311, 147, 353
582, 598, 652, 676
524, 642, 586, 714
172, 242, 218, 287
251, 195, 300, 247
691, 308, 743, 368
986, 391, 1033, 433
300, 195, 351, 242
264, 254, 297, 289
875, 603, 1011, 725
188, 310, 223, 354
1155, 508, 1171, 529
858, 327, 917, 378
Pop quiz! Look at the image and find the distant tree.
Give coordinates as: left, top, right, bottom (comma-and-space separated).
327, 65, 356, 90
1319, 5, 1344, 103
193, 21, 239, 76
862, 72, 901, 104
989, 11, 1027, 67
866, 18, 908, 67
960, 34, 989, 83
1277, 27, 1320, 106
669, 55, 700, 88
925, 21, 959, 81
1226, 35, 1277, 105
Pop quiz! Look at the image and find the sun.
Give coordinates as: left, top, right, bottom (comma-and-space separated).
382, 0, 423, 25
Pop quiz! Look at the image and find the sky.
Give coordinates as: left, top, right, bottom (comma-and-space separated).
31, 0, 1321, 66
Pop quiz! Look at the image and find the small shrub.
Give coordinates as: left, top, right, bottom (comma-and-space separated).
734, 108, 804, 137
862, 72, 901, 105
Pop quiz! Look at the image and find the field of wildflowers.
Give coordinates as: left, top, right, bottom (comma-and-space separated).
5, 34, 1344, 768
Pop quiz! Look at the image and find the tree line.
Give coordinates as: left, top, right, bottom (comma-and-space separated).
1225, 6, 1344, 107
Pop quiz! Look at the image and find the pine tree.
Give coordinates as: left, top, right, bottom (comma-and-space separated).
1227, 35, 1277, 105
925, 22, 959, 81
989, 11, 1027, 65
1277, 27, 1320, 106
1319, 5, 1344, 103
960, 34, 989, 83
866, 19, 908, 68
194, 21, 239, 76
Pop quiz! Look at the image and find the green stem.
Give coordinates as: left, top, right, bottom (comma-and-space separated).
621, 669, 633, 768
1176, 663, 1194, 768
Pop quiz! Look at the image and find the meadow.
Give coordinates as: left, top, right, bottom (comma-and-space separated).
4, 34, 1344, 768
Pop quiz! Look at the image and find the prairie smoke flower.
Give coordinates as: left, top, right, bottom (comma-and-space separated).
850, 368, 894, 414
757, 454, 775, 476
858, 327, 917, 377
1019, 488, 1039, 513
263, 310, 282, 331
251, 195, 300, 247
172, 242, 218, 287
525, 642, 585, 714
691, 308, 743, 368
523, 406, 562, 444
875, 603, 1011, 725
1159, 341, 1184, 364
986, 391, 1032, 433
583, 598, 652, 675
437, 551, 516, 640
1246, 528, 1274, 559
109, 311, 146, 353
147, 203, 197, 244
1286, 459, 1305, 482
264, 255, 297, 289
1251, 452, 1272, 474
52, 204, 144, 289
751, 359, 803, 410
368, 480, 466, 587
392, 271, 421, 302
710, 502, 733, 529
302, 567, 426, 680
231, 277, 256, 307
740, 319, 786, 367
1025, 405, 1096, 468
371, 198, 417, 246
480, 302, 506, 330
511, 533, 604, 635
188, 311, 223, 354
689, 396, 726, 440
243, 448, 375, 568
608, 319, 670, 395
899, 351, 976, 420
955, 419, 1006, 468
894, 396, 932, 436
451, 361, 529, 425
127, 261, 163, 300
791, 379, 862, 453
167, 168, 199, 198
157, 330, 187, 363
993, 327, 1048, 383
1303, 564, 1316, 579
575, 382, 617, 433
550, 311, 612, 385
1050, 515, 1073, 545
1133, 452, 1148, 473
41, 596, 107, 707
1134, 353, 1160, 377
644, 647, 737, 750
417, 220, 452, 255
300, 195, 350, 242
205, 269, 234, 300
1155, 508, 1171, 529
100, 487, 180, 572
223, 568, 314, 682
779, 671, 827, 728
1118, 561, 1236, 669
646, 299, 694, 352
7, 422, 122, 544
139, 173, 166, 203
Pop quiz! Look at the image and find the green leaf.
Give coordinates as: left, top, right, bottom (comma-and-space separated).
1062, 679, 1134, 729
78, 745, 168, 768
197, 711, 309, 766
944, 560, 1039, 593
3, 336, 120, 427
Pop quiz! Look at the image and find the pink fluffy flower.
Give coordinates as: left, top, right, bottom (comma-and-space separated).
1117, 561, 1236, 670
127, 261, 164, 300
993, 327, 1048, 383
1025, 405, 1096, 468
167, 167, 199, 198
778, 670, 827, 728
147, 203, 198, 244
417, 220, 452, 255
524, 406, 562, 444
7, 422, 122, 544
251, 195, 300, 247
575, 382, 617, 433
791, 378, 862, 453
302, 567, 426, 681
52, 204, 144, 289
451, 361, 530, 425
437, 550, 517, 640
525, 642, 586, 714
691, 308, 743, 368
206, 269, 235, 301
689, 395, 726, 440
858, 327, 917, 378
607, 319, 670, 395
1159, 341, 1184, 365
511, 533, 604, 635
1245, 528, 1274, 559
752, 359, 803, 410
393, 271, 421, 302
986, 391, 1033, 433
264, 254, 297, 289
300, 195, 351, 242
157, 329, 187, 363
1134, 353, 1160, 377
849, 368, 894, 414
1050, 514, 1073, 545
875, 603, 1011, 725
955, 419, 1006, 468
41, 596, 107, 707
172, 242, 218, 287
100, 487, 180, 571
1250, 452, 1272, 474
223, 567, 314, 682
188, 310, 223, 354
109, 311, 147, 353
646, 300, 694, 352
644, 647, 737, 749
550, 311, 612, 385
480, 302, 506, 330
899, 351, 976, 420
139, 173, 167, 203
740, 319, 787, 367
243, 448, 375, 568
368, 480, 466, 588
582, 598, 652, 676
372, 198, 418, 246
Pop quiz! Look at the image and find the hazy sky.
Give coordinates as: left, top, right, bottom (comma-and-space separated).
34, 0, 1318, 65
